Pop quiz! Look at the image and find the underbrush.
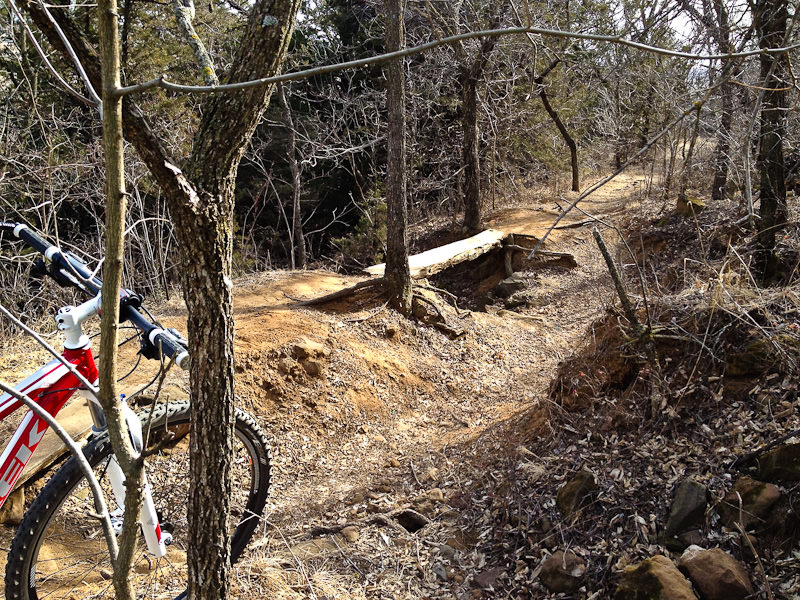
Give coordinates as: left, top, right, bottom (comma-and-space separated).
463, 196, 800, 598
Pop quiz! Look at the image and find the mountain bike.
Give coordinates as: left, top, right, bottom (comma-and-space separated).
0, 222, 272, 600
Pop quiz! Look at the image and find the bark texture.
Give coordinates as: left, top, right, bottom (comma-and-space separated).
96, 1, 140, 598
459, 33, 498, 234
755, 0, 788, 280
711, 0, 733, 201
384, 0, 412, 313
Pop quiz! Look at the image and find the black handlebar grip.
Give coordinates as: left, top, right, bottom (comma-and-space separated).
120, 304, 190, 370
151, 331, 191, 370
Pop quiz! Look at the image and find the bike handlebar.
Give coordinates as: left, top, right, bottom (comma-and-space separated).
1, 221, 190, 370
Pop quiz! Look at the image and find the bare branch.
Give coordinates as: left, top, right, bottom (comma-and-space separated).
116, 25, 800, 97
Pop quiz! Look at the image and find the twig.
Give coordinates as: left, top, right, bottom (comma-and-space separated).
730, 425, 800, 471
592, 227, 641, 336
734, 521, 775, 600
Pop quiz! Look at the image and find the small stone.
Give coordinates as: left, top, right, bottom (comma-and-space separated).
388, 458, 401, 468
438, 544, 456, 559
557, 469, 598, 518
473, 566, 505, 590
454, 573, 465, 584
495, 274, 526, 298
366, 502, 382, 513
539, 550, 586, 593
341, 526, 359, 543
276, 357, 296, 375
614, 555, 697, 600
301, 359, 322, 377
718, 476, 781, 529
411, 499, 435, 518
679, 546, 753, 600
289, 337, 330, 360
665, 479, 708, 538
433, 563, 449, 581
426, 488, 445, 502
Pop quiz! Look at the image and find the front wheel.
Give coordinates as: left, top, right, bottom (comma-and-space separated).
4, 401, 271, 600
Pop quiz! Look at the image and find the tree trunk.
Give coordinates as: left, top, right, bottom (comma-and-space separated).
461, 71, 481, 234
534, 61, 579, 192
279, 83, 306, 269
755, 0, 788, 280
384, 0, 412, 312
711, 0, 733, 201
97, 1, 139, 598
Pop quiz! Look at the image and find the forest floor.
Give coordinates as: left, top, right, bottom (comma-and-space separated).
2, 171, 799, 599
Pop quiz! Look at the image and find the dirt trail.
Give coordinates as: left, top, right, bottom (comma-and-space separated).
0, 173, 647, 598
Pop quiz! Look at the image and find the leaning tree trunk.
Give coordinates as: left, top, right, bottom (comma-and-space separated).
534, 60, 579, 192
384, 0, 412, 312
755, 0, 788, 281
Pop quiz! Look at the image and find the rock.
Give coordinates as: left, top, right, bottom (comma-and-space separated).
276, 357, 297, 375
426, 488, 445, 502
366, 501, 383, 513
437, 543, 456, 559
301, 359, 323, 377
412, 499, 435, 518
557, 469, 599, 518
289, 337, 330, 361
340, 526, 359, 543
388, 457, 401, 468
539, 550, 586, 593
678, 546, 753, 600
503, 291, 534, 309
665, 479, 707, 537
757, 443, 800, 481
615, 555, 698, 600
0, 487, 24, 525
718, 476, 781, 529
473, 566, 505, 590
433, 563, 449, 581
495, 274, 526, 298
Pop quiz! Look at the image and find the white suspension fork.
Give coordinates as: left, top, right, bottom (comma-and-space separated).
105, 402, 169, 557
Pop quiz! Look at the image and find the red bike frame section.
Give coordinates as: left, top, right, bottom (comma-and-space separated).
0, 347, 98, 506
